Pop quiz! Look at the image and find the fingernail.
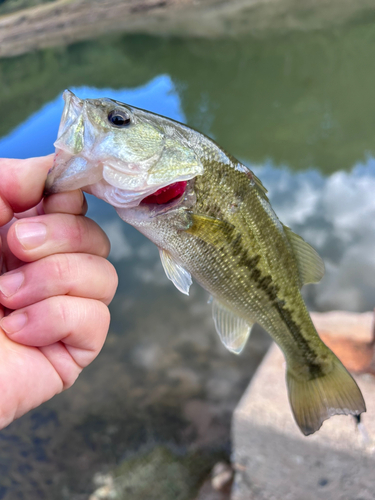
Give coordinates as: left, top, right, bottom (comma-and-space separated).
0, 272, 24, 297
0, 312, 27, 335
15, 222, 47, 250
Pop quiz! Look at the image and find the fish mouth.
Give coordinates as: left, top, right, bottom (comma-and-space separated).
139, 180, 188, 206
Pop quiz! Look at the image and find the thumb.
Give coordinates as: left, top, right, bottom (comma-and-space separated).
0, 236, 4, 319
0, 155, 54, 226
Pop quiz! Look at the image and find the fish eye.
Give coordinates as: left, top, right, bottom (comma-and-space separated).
108, 109, 131, 127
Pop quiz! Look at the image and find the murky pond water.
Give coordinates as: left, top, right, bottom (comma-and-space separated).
1, 14, 375, 499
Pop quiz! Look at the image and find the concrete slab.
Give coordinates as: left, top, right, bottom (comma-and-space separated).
231, 341, 375, 500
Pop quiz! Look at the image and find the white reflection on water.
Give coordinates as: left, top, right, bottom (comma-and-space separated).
0, 76, 374, 312
254, 157, 375, 312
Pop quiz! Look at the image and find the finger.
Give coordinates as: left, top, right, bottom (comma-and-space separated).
0, 296, 110, 383
0, 235, 3, 275
15, 201, 45, 220
0, 253, 118, 309
16, 190, 88, 219
0, 155, 54, 226
0, 332, 64, 428
0, 219, 24, 273
43, 190, 88, 216
7, 214, 110, 262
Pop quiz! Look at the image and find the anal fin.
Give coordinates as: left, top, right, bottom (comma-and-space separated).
212, 299, 253, 355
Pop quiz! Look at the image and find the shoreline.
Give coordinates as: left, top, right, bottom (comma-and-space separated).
2, 0, 375, 58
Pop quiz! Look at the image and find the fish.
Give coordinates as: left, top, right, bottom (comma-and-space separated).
45, 90, 366, 435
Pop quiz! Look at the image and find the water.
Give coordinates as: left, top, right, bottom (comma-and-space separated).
1, 18, 375, 499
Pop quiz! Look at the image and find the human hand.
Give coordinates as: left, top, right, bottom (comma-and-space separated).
0, 156, 118, 429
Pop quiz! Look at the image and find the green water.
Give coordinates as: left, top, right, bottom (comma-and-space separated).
2, 25, 375, 172
1, 15, 375, 500
0, 0, 54, 15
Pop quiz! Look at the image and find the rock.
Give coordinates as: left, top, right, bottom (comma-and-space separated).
195, 479, 230, 500
89, 473, 115, 500
231, 341, 375, 500
311, 310, 375, 373
211, 462, 233, 492
89, 446, 226, 500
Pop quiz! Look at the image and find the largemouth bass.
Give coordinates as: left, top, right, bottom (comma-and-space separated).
46, 90, 365, 435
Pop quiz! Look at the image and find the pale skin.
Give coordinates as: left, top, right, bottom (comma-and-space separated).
0, 155, 118, 430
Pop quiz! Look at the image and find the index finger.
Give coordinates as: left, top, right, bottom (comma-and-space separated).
0, 155, 54, 226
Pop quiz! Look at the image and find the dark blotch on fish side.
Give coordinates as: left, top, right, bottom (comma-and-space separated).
273, 301, 323, 378
237, 249, 260, 269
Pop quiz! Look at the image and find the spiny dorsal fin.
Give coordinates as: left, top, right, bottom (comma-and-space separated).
252, 171, 269, 202
283, 225, 325, 287
212, 299, 253, 355
159, 248, 192, 295
240, 164, 269, 202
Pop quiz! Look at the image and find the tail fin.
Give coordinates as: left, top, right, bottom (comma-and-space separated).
286, 357, 366, 436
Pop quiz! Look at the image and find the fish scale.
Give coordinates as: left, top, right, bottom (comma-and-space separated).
46, 90, 366, 436
188, 163, 318, 361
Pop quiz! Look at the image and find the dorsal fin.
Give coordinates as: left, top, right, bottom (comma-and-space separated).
159, 248, 192, 295
283, 225, 325, 287
252, 172, 269, 202
212, 299, 253, 354
239, 164, 269, 202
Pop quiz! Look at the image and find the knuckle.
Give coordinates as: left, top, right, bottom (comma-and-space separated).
72, 215, 87, 247
73, 216, 110, 257
94, 300, 110, 331
82, 300, 110, 352
102, 261, 119, 303
50, 254, 72, 283
52, 296, 71, 327
97, 303, 111, 336
97, 230, 111, 257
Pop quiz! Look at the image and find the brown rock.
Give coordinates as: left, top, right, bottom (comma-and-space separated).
311, 311, 375, 374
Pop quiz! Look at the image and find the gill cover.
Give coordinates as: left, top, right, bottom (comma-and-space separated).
46, 90, 204, 207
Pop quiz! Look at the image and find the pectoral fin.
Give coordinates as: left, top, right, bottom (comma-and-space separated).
159, 248, 192, 295
185, 214, 236, 247
212, 299, 253, 354
283, 225, 325, 287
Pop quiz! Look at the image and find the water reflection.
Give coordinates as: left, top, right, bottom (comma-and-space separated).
2, 26, 375, 172
0, 21, 375, 499
255, 158, 375, 311
1, 78, 374, 313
